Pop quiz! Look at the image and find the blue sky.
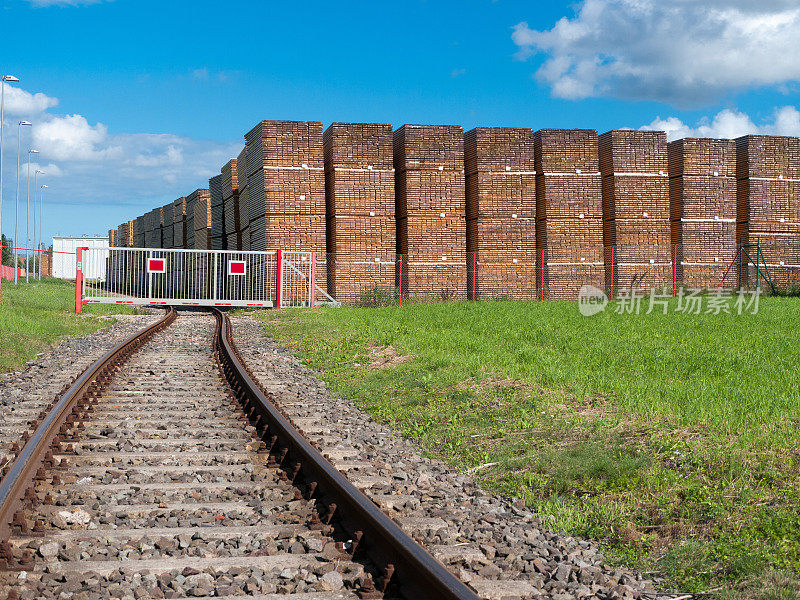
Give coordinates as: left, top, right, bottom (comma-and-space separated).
2, 0, 800, 244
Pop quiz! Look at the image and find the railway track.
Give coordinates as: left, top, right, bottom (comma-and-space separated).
0, 309, 480, 599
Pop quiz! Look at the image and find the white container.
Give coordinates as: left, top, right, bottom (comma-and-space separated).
52, 236, 109, 280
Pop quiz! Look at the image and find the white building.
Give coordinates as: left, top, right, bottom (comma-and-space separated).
52, 236, 109, 280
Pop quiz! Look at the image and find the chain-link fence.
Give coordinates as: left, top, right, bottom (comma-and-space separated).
324, 240, 800, 304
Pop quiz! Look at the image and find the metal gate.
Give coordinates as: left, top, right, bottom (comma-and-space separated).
77, 247, 318, 311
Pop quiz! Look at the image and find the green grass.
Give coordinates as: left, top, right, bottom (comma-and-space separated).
0, 277, 137, 372
254, 299, 800, 599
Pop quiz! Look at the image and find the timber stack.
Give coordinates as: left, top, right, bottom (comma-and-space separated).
394, 124, 466, 299
736, 135, 800, 288
465, 127, 537, 299
535, 129, 604, 299
668, 138, 737, 288
324, 122, 395, 303
599, 130, 672, 292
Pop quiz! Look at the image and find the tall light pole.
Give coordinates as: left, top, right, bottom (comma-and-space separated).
14, 120, 31, 284
39, 184, 47, 280
0, 75, 20, 299
25, 148, 38, 283
33, 169, 43, 280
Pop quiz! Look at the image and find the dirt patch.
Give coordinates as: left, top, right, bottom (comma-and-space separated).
360, 344, 414, 370
456, 373, 536, 395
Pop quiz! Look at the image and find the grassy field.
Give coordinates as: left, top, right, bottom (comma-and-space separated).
0, 277, 137, 372
256, 298, 800, 599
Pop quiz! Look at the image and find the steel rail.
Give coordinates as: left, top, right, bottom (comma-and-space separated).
0, 308, 176, 550
213, 308, 481, 600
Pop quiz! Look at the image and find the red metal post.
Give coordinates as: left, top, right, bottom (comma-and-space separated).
75, 247, 87, 314
609, 246, 615, 301
673, 244, 677, 296
471, 252, 477, 301
540, 248, 545, 301
310, 251, 316, 308
275, 249, 282, 308
398, 256, 403, 307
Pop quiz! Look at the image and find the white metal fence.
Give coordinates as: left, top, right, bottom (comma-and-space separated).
79, 247, 318, 308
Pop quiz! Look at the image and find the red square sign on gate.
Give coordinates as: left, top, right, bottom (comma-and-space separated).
147, 258, 166, 274
228, 260, 246, 276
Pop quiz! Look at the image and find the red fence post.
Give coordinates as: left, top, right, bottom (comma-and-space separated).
309, 251, 316, 308
610, 246, 615, 301
275, 249, 282, 308
673, 244, 677, 296
471, 252, 476, 301
75, 247, 86, 314
398, 256, 403, 307
539, 248, 545, 301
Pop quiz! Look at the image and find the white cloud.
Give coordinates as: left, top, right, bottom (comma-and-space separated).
640, 106, 800, 141
33, 114, 114, 162
0, 82, 58, 115
512, 1, 800, 105
1, 83, 241, 227
451, 68, 467, 78
192, 68, 209, 81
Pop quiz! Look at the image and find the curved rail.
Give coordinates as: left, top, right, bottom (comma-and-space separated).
0, 308, 177, 552
213, 308, 481, 600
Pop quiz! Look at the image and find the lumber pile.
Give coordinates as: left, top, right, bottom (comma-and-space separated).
133, 216, 145, 248
186, 189, 211, 250
160, 203, 174, 249
394, 124, 466, 299
222, 159, 241, 251
40, 251, 52, 277
142, 209, 157, 248
243, 121, 325, 251
116, 223, 126, 247
209, 174, 225, 250
668, 138, 737, 288
736, 135, 800, 285
324, 122, 395, 303
172, 197, 186, 248
243, 121, 326, 297
599, 130, 672, 291
237, 145, 250, 250
535, 129, 604, 298
117, 221, 134, 247
465, 127, 537, 299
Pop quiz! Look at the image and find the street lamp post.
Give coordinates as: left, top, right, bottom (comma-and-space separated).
25, 148, 39, 283
39, 185, 47, 280
0, 75, 20, 298
33, 169, 43, 280
14, 120, 31, 284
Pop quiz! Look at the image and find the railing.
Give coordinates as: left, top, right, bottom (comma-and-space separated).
77, 247, 320, 311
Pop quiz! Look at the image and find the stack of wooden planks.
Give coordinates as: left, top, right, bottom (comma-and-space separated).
172, 197, 187, 249
186, 188, 211, 250
237, 146, 250, 250
324, 122, 395, 303
600, 130, 672, 291
465, 127, 537, 299
222, 159, 241, 251
133, 216, 145, 248
736, 134, 800, 288
209, 174, 225, 250
243, 121, 325, 253
535, 129, 604, 298
394, 124, 466, 299
668, 138, 737, 288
